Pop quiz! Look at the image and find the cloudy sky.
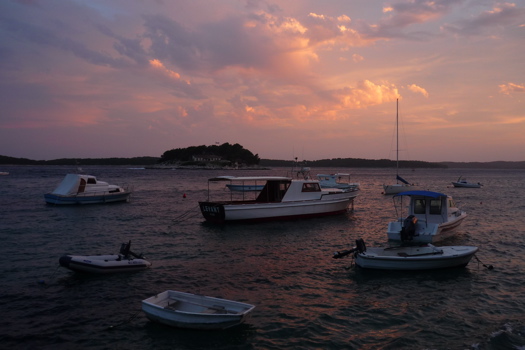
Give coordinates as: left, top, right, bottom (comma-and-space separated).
1, 0, 524, 162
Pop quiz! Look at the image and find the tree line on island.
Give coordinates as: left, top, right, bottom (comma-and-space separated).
159, 143, 260, 166
1, 142, 525, 169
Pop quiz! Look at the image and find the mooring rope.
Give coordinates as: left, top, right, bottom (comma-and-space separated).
106, 310, 141, 330
38, 264, 61, 287
172, 204, 201, 223
473, 254, 494, 270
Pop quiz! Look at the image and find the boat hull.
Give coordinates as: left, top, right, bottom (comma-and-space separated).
355, 246, 478, 270
199, 196, 355, 223
383, 184, 420, 195
452, 182, 481, 188
44, 191, 131, 205
59, 254, 151, 273
142, 290, 255, 330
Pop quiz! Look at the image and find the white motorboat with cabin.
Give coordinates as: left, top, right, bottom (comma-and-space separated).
198, 176, 358, 223
44, 174, 132, 204
387, 190, 467, 243
142, 290, 255, 330
333, 238, 478, 270
59, 241, 151, 273
383, 99, 420, 195
316, 173, 360, 191
452, 176, 482, 188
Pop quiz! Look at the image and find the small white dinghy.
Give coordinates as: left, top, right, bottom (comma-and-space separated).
59, 241, 151, 273
142, 290, 255, 330
333, 239, 478, 270
451, 176, 482, 188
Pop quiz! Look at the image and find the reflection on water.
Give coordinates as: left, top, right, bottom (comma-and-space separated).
1, 165, 524, 349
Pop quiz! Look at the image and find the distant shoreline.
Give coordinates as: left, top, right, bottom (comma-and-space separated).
1, 155, 525, 169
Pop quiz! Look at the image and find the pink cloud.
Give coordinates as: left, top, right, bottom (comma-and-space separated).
407, 84, 429, 97
499, 82, 525, 95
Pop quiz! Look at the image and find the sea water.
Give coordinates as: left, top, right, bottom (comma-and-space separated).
1, 165, 524, 349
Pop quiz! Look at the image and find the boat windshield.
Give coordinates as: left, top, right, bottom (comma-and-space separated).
430, 199, 442, 214
414, 199, 426, 214
302, 183, 321, 192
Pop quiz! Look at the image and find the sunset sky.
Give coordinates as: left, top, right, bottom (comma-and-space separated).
1, 0, 524, 162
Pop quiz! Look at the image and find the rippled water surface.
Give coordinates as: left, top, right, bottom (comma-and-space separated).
1, 166, 525, 349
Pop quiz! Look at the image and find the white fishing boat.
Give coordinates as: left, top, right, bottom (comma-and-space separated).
383, 99, 420, 195
387, 190, 467, 243
199, 176, 358, 223
452, 176, 482, 188
142, 290, 255, 330
316, 173, 360, 191
59, 241, 151, 273
333, 239, 478, 270
44, 174, 132, 205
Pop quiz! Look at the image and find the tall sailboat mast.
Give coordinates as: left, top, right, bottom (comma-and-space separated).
396, 98, 399, 180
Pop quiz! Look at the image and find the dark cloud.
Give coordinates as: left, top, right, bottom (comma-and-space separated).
142, 14, 200, 69
141, 13, 278, 73
358, 0, 465, 40
0, 3, 134, 69
441, 3, 525, 36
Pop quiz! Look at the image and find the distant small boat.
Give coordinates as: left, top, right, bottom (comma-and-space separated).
44, 174, 132, 205
0, 171, 8, 175
316, 173, 360, 191
142, 290, 255, 330
333, 239, 478, 270
452, 176, 482, 188
59, 241, 151, 273
383, 175, 420, 195
212, 175, 265, 192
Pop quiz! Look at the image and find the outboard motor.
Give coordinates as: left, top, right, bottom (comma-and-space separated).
355, 238, 366, 254
400, 215, 418, 242
119, 240, 132, 258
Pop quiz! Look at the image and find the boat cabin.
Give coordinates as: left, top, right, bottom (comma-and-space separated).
394, 191, 456, 225
206, 176, 330, 203
51, 174, 123, 195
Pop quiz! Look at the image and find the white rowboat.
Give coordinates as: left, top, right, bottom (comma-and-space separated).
142, 290, 255, 330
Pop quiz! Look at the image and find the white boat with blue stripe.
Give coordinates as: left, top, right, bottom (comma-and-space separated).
44, 174, 132, 205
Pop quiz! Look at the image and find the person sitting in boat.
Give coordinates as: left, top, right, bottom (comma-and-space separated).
400, 215, 418, 242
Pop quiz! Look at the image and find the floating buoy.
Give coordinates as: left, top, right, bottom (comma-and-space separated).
183, 194, 186, 198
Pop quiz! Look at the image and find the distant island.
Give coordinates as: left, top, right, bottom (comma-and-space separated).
1, 142, 525, 169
